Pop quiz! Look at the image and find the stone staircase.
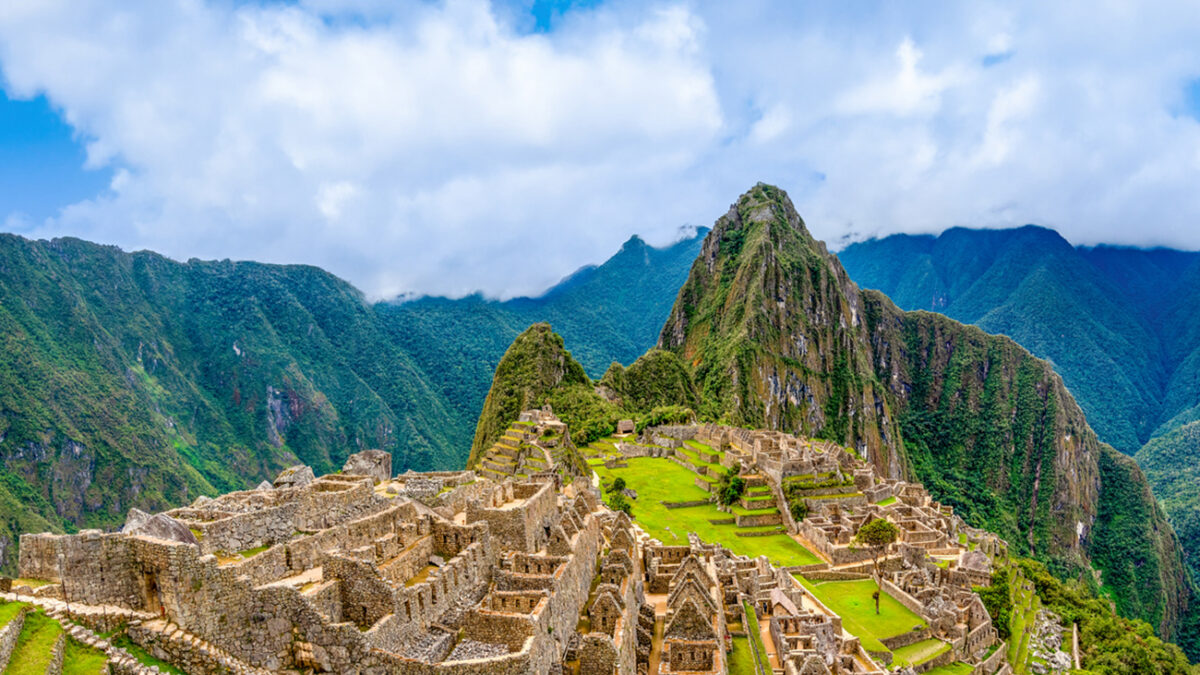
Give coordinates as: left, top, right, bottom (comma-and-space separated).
2, 592, 272, 675
477, 422, 543, 481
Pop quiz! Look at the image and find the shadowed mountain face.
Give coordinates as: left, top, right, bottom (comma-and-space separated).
0, 230, 704, 573
839, 226, 1200, 456
839, 229, 1200, 596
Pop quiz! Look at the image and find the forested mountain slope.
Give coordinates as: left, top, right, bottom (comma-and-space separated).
838, 229, 1200, 589
0, 230, 702, 573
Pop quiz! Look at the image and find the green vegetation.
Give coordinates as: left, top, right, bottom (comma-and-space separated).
796, 577, 924, 654
469, 323, 592, 465
742, 601, 769, 673
62, 638, 108, 675
975, 567, 1013, 641
601, 349, 699, 412
923, 662, 973, 675
7, 609, 63, 675
891, 638, 950, 667
112, 635, 188, 675
593, 457, 819, 566
842, 226, 1200, 654
853, 518, 899, 607
1010, 558, 1194, 674
717, 470, 747, 506
0, 600, 24, 626
727, 636, 758, 675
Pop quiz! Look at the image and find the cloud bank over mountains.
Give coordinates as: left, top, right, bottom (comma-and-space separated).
1, 0, 1199, 298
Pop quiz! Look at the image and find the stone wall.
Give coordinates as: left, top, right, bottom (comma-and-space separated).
46, 632, 65, 675
465, 481, 558, 553
0, 605, 27, 671
18, 531, 143, 608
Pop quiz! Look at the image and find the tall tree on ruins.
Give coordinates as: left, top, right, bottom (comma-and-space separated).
853, 518, 899, 615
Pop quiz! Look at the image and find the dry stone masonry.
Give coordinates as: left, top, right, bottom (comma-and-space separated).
5, 412, 1011, 675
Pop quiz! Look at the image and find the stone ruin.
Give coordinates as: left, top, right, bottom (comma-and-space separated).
6, 414, 1011, 675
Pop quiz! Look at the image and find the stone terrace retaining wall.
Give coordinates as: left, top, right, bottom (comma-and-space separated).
46, 632, 66, 675
975, 640, 1008, 675
0, 605, 28, 671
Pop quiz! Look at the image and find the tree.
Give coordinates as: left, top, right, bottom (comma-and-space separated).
718, 471, 746, 506
608, 492, 633, 516
609, 477, 627, 493
853, 518, 899, 614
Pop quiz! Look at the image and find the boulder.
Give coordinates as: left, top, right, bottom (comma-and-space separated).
960, 549, 992, 572
256, 480, 273, 491
273, 465, 315, 489
121, 508, 199, 545
341, 450, 392, 484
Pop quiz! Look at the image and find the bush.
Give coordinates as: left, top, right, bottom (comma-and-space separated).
718, 471, 746, 506
609, 477, 627, 493
789, 500, 808, 522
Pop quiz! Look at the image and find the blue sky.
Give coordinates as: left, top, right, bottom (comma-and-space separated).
1, 1, 1200, 299
0, 92, 110, 224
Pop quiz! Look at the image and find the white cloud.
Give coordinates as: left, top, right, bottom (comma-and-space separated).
1, 1, 1200, 298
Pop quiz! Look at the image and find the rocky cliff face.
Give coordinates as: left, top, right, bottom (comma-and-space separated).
657, 184, 1192, 640
659, 184, 905, 476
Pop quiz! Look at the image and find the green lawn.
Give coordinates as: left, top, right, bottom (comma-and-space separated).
728, 636, 759, 675
743, 601, 769, 673
8, 610, 63, 675
62, 639, 108, 675
796, 577, 925, 652
876, 496, 898, 506
595, 458, 820, 566
0, 600, 25, 626
892, 638, 950, 667
924, 662, 973, 675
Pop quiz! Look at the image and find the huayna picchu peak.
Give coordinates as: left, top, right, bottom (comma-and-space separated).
0, 184, 1196, 675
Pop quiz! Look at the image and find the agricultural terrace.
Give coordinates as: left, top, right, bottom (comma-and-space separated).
796, 577, 925, 658
583, 440, 821, 567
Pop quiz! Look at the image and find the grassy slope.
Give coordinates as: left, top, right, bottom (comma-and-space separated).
7, 610, 62, 675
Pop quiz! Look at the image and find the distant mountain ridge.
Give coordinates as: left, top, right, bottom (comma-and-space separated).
0, 228, 704, 572
839, 225, 1200, 454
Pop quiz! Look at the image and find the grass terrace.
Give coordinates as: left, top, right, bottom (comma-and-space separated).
728, 636, 758, 675
593, 457, 820, 567
891, 638, 951, 667
795, 577, 925, 654
62, 639, 108, 675
924, 662, 973, 675
0, 600, 24, 626
8, 609, 63, 675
